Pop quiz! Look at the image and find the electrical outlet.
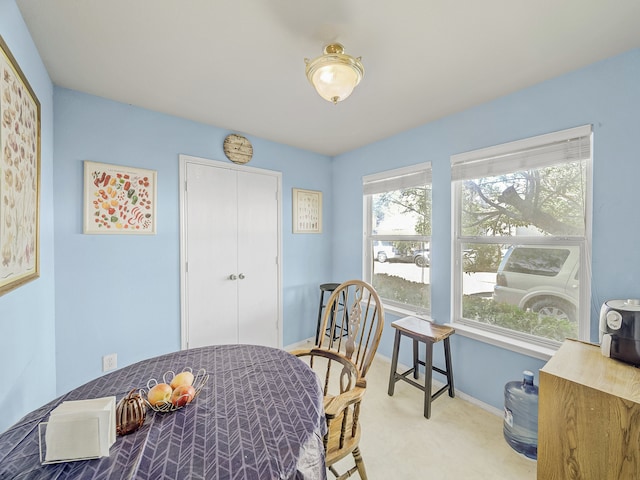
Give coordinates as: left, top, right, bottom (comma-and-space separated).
102, 353, 117, 372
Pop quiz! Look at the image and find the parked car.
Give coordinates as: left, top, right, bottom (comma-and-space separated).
373, 241, 397, 262
493, 245, 579, 322
413, 248, 430, 267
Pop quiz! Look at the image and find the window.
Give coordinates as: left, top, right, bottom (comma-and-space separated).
451, 126, 592, 349
363, 163, 432, 315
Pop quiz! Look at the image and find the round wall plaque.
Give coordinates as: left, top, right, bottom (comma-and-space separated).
223, 134, 253, 165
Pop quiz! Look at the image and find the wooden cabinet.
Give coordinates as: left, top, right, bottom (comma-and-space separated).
538, 339, 640, 479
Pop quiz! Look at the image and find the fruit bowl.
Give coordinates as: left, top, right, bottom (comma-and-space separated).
140, 367, 208, 413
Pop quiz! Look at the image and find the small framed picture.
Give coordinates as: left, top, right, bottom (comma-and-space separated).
83, 161, 157, 234
292, 188, 322, 234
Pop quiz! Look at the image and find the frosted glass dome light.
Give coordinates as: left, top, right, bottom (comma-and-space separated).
305, 43, 364, 104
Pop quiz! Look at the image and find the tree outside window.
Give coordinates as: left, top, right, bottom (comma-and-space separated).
452, 126, 592, 347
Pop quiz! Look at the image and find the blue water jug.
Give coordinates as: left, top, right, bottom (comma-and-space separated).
503, 370, 538, 459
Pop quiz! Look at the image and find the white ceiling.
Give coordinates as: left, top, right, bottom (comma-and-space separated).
15, 0, 640, 156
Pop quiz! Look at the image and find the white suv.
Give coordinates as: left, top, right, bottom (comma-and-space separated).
493, 245, 579, 322
373, 241, 397, 262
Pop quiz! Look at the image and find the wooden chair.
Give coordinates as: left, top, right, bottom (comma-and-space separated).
292, 280, 384, 480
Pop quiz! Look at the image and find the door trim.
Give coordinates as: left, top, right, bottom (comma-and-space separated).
178, 154, 283, 349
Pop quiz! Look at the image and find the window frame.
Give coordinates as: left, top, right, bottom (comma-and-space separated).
363, 162, 432, 316
451, 125, 593, 354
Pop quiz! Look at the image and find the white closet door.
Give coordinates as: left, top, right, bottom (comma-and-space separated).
237, 171, 279, 347
182, 158, 280, 349
185, 162, 239, 347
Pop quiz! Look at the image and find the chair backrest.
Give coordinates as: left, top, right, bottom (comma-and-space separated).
317, 279, 384, 379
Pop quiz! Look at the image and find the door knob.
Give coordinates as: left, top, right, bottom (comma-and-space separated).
238, 273, 246, 280
229, 274, 237, 280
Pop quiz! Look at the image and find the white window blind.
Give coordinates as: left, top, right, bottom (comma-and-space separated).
451, 125, 591, 181
363, 162, 432, 195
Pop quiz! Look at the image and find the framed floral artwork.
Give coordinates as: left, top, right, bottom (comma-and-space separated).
292, 188, 322, 234
0, 35, 41, 296
83, 161, 157, 234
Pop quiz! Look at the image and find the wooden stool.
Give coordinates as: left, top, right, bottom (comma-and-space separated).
387, 316, 455, 419
315, 283, 349, 345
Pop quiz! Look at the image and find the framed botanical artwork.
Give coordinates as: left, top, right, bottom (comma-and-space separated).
292, 188, 322, 234
0, 35, 41, 296
83, 161, 157, 234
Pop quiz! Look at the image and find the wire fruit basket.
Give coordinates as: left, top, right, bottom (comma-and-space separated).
140, 367, 208, 413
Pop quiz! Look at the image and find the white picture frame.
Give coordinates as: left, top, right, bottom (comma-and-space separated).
292, 188, 322, 234
83, 161, 157, 234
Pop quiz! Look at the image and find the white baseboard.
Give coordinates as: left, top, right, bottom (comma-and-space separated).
284, 337, 315, 351
285, 339, 503, 418
376, 351, 503, 417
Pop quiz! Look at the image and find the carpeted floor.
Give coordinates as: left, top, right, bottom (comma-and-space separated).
328, 355, 537, 479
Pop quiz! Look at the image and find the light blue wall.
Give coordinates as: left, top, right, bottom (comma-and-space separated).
3, 0, 640, 431
53, 88, 333, 394
332, 49, 640, 409
0, 0, 56, 433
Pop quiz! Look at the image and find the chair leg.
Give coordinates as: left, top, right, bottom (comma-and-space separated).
328, 448, 367, 480
328, 465, 341, 478
353, 447, 368, 480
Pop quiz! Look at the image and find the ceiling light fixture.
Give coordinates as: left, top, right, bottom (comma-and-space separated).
305, 43, 364, 104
